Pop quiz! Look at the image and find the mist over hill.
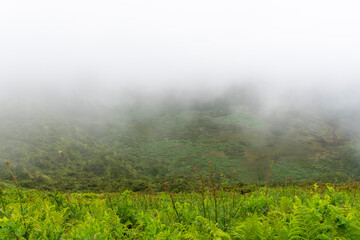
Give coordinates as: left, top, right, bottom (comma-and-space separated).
1, 0, 360, 191
1, 82, 360, 191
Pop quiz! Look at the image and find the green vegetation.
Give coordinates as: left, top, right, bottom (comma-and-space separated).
1, 92, 360, 238
1, 96, 360, 191
218, 109, 267, 129
2, 180, 360, 239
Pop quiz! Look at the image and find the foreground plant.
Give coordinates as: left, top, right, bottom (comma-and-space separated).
1, 162, 360, 239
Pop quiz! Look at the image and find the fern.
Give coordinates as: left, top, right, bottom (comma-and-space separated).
230, 214, 265, 240
2, 182, 360, 239
184, 216, 231, 240
334, 213, 360, 239
288, 199, 330, 240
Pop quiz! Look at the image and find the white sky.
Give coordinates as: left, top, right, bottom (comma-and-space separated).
1, 0, 360, 93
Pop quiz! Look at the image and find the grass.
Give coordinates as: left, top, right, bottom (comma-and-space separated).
217, 110, 267, 129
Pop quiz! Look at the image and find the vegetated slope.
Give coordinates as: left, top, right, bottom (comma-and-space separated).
98, 99, 360, 185
0, 93, 360, 191
0, 113, 138, 191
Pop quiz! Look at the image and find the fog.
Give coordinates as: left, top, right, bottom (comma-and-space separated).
1, 1, 360, 114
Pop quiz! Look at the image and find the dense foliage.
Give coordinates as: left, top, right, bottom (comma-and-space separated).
1, 182, 360, 239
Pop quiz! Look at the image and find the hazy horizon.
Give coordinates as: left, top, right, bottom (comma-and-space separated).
1, 1, 360, 114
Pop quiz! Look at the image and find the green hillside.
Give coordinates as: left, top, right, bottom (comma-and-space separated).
99, 104, 360, 184
0, 96, 359, 191
0, 114, 139, 191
